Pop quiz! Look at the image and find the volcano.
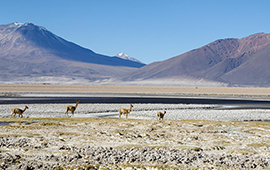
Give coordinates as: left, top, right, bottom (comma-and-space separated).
0, 22, 145, 83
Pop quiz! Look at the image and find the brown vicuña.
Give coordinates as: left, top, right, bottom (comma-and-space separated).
157, 111, 166, 120
119, 104, 133, 119
65, 100, 80, 117
11, 106, 29, 118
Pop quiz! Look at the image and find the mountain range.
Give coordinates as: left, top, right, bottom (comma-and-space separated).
1, 22, 270, 86
0, 22, 145, 83
121, 33, 270, 87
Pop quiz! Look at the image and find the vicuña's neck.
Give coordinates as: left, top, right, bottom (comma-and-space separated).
75, 102, 79, 107
23, 107, 27, 112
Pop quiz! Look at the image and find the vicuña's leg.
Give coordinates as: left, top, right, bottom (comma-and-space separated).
126, 113, 128, 119
65, 110, 69, 117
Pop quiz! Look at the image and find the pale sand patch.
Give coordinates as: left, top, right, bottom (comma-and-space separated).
0, 84, 270, 97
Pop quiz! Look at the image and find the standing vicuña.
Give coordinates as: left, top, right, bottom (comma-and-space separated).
65, 100, 80, 117
157, 111, 166, 120
11, 106, 29, 118
119, 104, 133, 119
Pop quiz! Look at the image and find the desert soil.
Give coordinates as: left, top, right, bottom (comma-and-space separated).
1, 84, 270, 97
0, 84, 270, 169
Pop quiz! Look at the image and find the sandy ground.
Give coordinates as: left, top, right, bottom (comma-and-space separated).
1, 84, 270, 97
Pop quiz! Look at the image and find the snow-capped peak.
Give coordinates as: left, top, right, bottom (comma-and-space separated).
116, 53, 143, 64
13, 22, 24, 27
117, 53, 128, 57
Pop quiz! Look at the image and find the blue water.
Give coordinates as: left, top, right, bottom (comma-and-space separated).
0, 121, 15, 126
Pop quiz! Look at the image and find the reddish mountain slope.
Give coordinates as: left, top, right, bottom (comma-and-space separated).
122, 33, 270, 86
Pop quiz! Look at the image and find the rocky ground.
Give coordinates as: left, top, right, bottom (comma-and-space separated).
0, 106, 270, 169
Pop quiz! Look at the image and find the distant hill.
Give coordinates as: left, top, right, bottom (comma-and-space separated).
121, 33, 270, 87
0, 22, 145, 83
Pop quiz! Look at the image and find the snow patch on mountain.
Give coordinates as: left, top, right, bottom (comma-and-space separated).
13, 22, 24, 26
116, 53, 144, 64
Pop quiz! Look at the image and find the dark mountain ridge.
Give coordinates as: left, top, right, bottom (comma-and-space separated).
0, 22, 145, 83
0, 23, 145, 68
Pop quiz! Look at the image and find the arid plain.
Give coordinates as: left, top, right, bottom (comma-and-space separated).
1, 84, 270, 96
1, 84, 270, 169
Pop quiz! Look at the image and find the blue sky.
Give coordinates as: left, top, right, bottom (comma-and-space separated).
1, 0, 270, 64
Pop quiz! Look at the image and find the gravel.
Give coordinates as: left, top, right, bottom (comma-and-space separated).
1, 139, 269, 169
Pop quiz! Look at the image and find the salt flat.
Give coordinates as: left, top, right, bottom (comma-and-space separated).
2, 103, 270, 122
